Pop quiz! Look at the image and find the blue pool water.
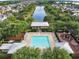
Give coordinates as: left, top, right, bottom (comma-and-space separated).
32, 6, 46, 22
31, 36, 50, 48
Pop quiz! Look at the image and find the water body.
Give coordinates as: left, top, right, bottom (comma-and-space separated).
32, 6, 46, 22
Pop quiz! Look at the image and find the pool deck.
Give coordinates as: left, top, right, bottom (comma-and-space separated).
24, 32, 55, 49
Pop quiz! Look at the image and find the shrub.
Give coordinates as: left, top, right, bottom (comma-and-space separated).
12, 47, 72, 59
12, 47, 41, 59
42, 48, 72, 59
0, 52, 8, 59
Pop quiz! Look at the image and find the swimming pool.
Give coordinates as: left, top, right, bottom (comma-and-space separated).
31, 36, 50, 48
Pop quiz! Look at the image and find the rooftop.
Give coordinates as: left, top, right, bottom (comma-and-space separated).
31, 22, 49, 27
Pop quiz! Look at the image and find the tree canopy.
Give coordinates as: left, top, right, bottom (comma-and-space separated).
12, 47, 72, 59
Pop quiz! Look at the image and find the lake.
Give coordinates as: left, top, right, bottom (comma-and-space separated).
32, 6, 46, 22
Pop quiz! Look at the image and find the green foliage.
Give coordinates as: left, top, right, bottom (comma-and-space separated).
0, 52, 8, 59
12, 47, 72, 59
0, 16, 29, 38
42, 48, 72, 59
45, 4, 61, 15
0, 1, 20, 6
52, 48, 72, 59
42, 48, 53, 59
15, 4, 35, 21
67, 21, 79, 38
12, 47, 41, 59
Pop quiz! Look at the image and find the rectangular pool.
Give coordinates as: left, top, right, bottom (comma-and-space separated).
31, 36, 50, 48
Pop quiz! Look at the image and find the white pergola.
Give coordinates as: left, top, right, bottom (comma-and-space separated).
31, 22, 49, 31
31, 22, 49, 27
